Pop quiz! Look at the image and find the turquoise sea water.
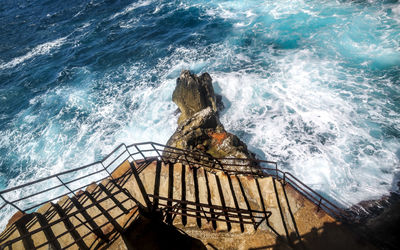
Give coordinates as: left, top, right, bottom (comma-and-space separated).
0, 0, 399, 222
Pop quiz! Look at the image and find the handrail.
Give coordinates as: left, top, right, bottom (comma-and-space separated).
0, 141, 347, 231
126, 142, 347, 220
0, 143, 127, 196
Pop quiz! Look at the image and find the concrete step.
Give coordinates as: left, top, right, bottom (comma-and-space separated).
163, 162, 175, 224
158, 162, 170, 200
1, 221, 25, 249
215, 172, 242, 233
138, 161, 157, 198
7, 213, 50, 249
196, 168, 214, 230
121, 163, 147, 207
229, 174, 253, 232
236, 175, 265, 232
256, 176, 286, 237
171, 162, 183, 226
273, 179, 298, 243
98, 179, 135, 219
183, 165, 198, 228
61, 194, 107, 248
206, 171, 229, 232
50, 196, 95, 249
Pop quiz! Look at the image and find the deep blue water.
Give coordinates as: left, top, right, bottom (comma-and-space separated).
0, 0, 400, 221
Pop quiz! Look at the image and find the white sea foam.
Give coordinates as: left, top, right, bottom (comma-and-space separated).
110, 0, 153, 20
119, 17, 140, 29
213, 48, 400, 204
1, 0, 400, 231
142, 24, 400, 205
0, 37, 67, 70
0, 62, 180, 230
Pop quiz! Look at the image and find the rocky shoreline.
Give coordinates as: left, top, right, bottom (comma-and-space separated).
347, 189, 400, 249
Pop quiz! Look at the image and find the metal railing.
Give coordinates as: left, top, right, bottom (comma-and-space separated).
0, 141, 347, 223
0, 143, 133, 216
0, 142, 143, 249
0, 141, 348, 248
126, 142, 348, 220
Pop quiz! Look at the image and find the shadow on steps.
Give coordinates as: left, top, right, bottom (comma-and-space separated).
248, 221, 377, 250
121, 214, 206, 250
292, 221, 377, 250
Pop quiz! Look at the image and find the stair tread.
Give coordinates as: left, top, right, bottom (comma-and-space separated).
138, 161, 157, 197
158, 162, 170, 199
229, 175, 251, 232
171, 163, 183, 226
121, 164, 147, 207
257, 177, 286, 236
206, 171, 228, 232
4, 225, 25, 249
46, 197, 91, 249
215, 172, 242, 233
274, 179, 298, 239
58, 195, 105, 248
196, 168, 213, 230
183, 165, 197, 227
99, 180, 133, 214
236, 175, 266, 231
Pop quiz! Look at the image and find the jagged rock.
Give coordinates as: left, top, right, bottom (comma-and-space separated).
165, 70, 255, 166
347, 191, 400, 249
166, 107, 253, 159
215, 94, 224, 112
173, 70, 218, 125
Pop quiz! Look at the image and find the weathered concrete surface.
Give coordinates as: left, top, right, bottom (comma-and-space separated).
0, 160, 139, 249
136, 161, 376, 250
1, 160, 377, 250
181, 228, 291, 250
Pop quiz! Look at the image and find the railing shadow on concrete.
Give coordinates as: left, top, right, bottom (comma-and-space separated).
0, 142, 145, 249
0, 142, 348, 249
127, 142, 348, 220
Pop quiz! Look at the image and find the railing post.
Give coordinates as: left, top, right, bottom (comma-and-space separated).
317, 198, 322, 212
283, 172, 286, 185
183, 152, 192, 169
101, 162, 116, 182
126, 146, 136, 163
151, 143, 166, 164
0, 193, 23, 213
134, 145, 147, 160
56, 176, 75, 196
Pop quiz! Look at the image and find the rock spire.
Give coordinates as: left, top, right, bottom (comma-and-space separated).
166, 70, 255, 161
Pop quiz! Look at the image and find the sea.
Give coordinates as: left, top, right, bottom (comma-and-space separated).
0, 0, 399, 227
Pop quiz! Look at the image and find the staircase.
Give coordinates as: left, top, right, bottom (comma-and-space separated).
0, 142, 366, 250
0, 161, 140, 249
135, 160, 335, 248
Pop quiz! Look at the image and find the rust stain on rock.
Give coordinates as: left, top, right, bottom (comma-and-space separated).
207, 132, 227, 145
